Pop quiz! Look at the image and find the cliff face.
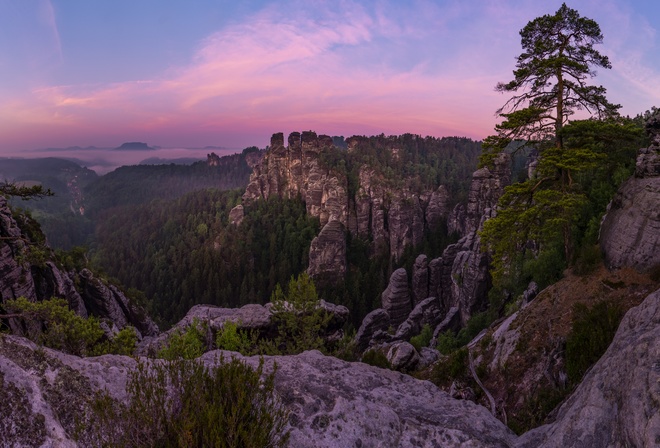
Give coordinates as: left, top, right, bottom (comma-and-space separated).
243, 132, 456, 271
600, 130, 660, 272
0, 196, 158, 338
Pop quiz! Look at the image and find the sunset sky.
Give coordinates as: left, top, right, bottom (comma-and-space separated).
1, 0, 659, 154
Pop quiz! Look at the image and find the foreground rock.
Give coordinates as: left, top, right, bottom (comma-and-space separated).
0, 334, 515, 448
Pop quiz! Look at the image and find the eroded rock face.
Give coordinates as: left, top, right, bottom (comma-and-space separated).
517, 288, 660, 448
228, 204, 244, 226
307, 220, 346, 283
411, 254, 429, 306
354, 308, 391, 351
381, 268, 412, 327
394, 296, 443, 341
600, 142, 660, 272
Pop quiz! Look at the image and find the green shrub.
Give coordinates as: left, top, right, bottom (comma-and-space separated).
565, 300, 623, 383
410, 324, 433, 352
1, 297, 136, 357
158, 319, 207, 360
86, 357, 290, 447
431, 347, 469, 385
215, 321, 258, 354
361, 349, 391, 369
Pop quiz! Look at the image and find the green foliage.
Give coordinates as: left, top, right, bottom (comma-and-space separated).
361, 349, 391, 369
435, 312, 493, 355
482, 3, 619, 163
1, 297, 136, 357
507, 386, 569, 435
92, 191, 319, 325
263, 273, 333, 355
565, 300, 623, 383
86, 357, 289, 447
431, 347, 469, 385
0, 181, 54, 200
215, 321, 258, 354
158, 319, 207, 360
410, 324, 433, 352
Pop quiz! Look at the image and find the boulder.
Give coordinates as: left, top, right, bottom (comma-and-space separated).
386, 341, 420, 371
381, 268, 412, 327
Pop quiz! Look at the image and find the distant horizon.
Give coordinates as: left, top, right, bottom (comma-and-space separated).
1, 1, 658, 153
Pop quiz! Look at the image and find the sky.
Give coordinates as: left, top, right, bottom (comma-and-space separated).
1, 0, 659, 158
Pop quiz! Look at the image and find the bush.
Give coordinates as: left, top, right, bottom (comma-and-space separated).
215, 321, 258, 354
431, 347, 469, 385
85, 357, 290, 447
565, 300, 623, 383
1, 297, 136, 356
158, 319, 207, 360
361, 349, 391, 369
410, 324, 433, 352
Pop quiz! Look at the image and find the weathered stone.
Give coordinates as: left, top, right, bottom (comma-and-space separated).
386, 341, 420, 371
394, 297, 443, 341
381, 268, 411, 328
228, 204, 244, 226
411, 254, 429, 305
431, 306, 461, 342
418, 347, 441, 369
354, 308, 391, 351
522, 281, 539, 306
600, 146, 660, 272
388, 194, 425, 262
307, 220, 346, 283
517, 288, 660, 448
425, 185, 451, 230
0, 335, 516, 447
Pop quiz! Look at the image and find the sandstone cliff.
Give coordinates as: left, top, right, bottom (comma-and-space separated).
243, 132, 458, 267
600, 130, 660, 272
0, 196, 157, 338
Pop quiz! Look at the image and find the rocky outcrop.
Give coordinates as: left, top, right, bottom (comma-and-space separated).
517, 287, 660, 448
0, 196, 158, 339
411, 254, 429, 306
138, 300, 349, 356
228, 204, 244, 226
0, 334, 516, 448
425, 185, 451, 230
307, 220, 346, 283
600, 137, 660, 272
394, 297, 444, 341
386, 341, 420, 371
243, 132, 348, 228
354, 308, 391, 351
381, 268, 412, 327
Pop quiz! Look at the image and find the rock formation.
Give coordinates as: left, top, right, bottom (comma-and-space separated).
228, 204, 244, 226
411, 254, 429, 306
380, 268, 412, 327
0, 196, 158, 339
243, 131, 460, 264
600, 134, 660, 272
307, 220, 346, 283
394, 296, 444, 341
354, 308, 391, 351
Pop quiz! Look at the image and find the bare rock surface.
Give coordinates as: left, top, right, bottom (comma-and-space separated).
381, 268, 412, 327
516, 287, 660, 448
386, 341, 420, 371
228, 204, 244, 226
411, 254, 429, 306
307, 220, 347, 282
600, 143, 660, 272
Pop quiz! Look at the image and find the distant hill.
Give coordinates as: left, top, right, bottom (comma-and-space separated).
114, 142, 154, 150
138, 157, 203, 165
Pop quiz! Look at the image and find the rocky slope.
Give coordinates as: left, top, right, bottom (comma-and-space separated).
0, 196, 157, 339
2, 285, 659, 447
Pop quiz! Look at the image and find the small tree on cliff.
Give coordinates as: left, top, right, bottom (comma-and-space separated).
481, 4, 630, 291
